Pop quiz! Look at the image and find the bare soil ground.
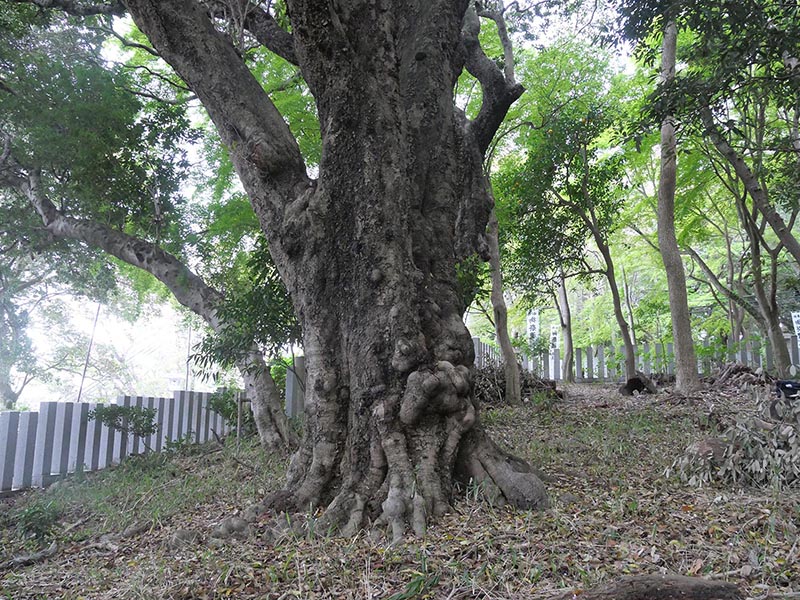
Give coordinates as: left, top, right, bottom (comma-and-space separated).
1, 382, 798, 599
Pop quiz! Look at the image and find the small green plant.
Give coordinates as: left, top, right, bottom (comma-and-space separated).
14, 500, 61, 541
164, 432, 196, 454
88, 404, 158, 440
208, 388, 255, 434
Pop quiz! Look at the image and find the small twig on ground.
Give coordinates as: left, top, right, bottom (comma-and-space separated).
61, 516, 89, 535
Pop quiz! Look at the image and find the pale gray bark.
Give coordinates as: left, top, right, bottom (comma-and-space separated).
555, 273, 575, 383
17, 170, 297, 451
487, 208, 520, 404
604, 249, 638, 380
740, 205, 791, 377
657, 20, 700, 394
480, 4, 520, 406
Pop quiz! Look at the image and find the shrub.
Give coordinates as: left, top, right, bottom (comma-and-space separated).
208, 388, 255, 435
14, 500, 61, 541
88, 404, 158, 439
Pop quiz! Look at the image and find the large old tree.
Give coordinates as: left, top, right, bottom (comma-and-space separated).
19, 0, 550, 534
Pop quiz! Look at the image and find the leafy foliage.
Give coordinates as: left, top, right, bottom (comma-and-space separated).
193, 236, 300, 377
13, 499, 61, 541
88, 404, 158, 439
208, 388, 255, 435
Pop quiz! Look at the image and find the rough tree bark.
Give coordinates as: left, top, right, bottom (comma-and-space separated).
487, 207, 521, 404
657, 20, 701, 394
14, 171, 297, 452
117, 0, 548, 536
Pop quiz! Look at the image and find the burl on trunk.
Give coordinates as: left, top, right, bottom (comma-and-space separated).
124, 0, 548, 536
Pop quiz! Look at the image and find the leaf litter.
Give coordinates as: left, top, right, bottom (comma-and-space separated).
1, 382, 798, 599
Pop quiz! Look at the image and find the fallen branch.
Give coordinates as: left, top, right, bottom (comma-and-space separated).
557, 574, 742, 600
0, 541, 57, 571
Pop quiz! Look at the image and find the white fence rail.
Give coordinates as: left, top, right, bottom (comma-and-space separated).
486, 335, 800, 382
0, 390, 230, 494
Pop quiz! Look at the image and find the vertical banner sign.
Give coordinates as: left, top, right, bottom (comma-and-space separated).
526, 310, 539, 347
549, 324, 560, 350
792, 311, 800, 337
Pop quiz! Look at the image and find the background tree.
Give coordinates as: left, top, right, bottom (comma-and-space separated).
656, 19, 701, 393
498, 43, 640, 379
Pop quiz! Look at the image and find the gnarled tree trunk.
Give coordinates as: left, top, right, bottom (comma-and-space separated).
121, 0, 548, 536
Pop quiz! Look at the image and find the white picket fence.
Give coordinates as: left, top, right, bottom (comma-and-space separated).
475, 335, 800, 382
0, 390, 230, 494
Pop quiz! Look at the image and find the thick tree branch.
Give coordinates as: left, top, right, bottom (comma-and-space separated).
8, 167, 298, 450
461, 4, 524, 155
124, 0, 309, 224
476, 1, 515, 84
20, 170, 224, 326
241, 3, 298, 66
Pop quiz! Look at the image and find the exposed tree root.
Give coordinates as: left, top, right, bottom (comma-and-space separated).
557, 574, 742, 600
455, 426, 549, 510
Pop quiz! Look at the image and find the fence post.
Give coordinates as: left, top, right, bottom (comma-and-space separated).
666, 343, 674, 375
193, 392, 204, 444
32, 402, 57, 487
553, 349, 561, 381
1, 412, 19, 492
14, 412, 37, 490
597, 346, 606, 381
85, 403, 101, 471
155, 397, 166, 453
66, 403, 83, 473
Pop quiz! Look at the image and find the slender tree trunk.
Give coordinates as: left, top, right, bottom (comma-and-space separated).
657, 20, 701, 394
621, 267, 638, 347
486, 208, 520, 404
555, 273, 575, 382
21, 174, 297, 451
599, 245, 637, 379
746, 234, 791, 377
